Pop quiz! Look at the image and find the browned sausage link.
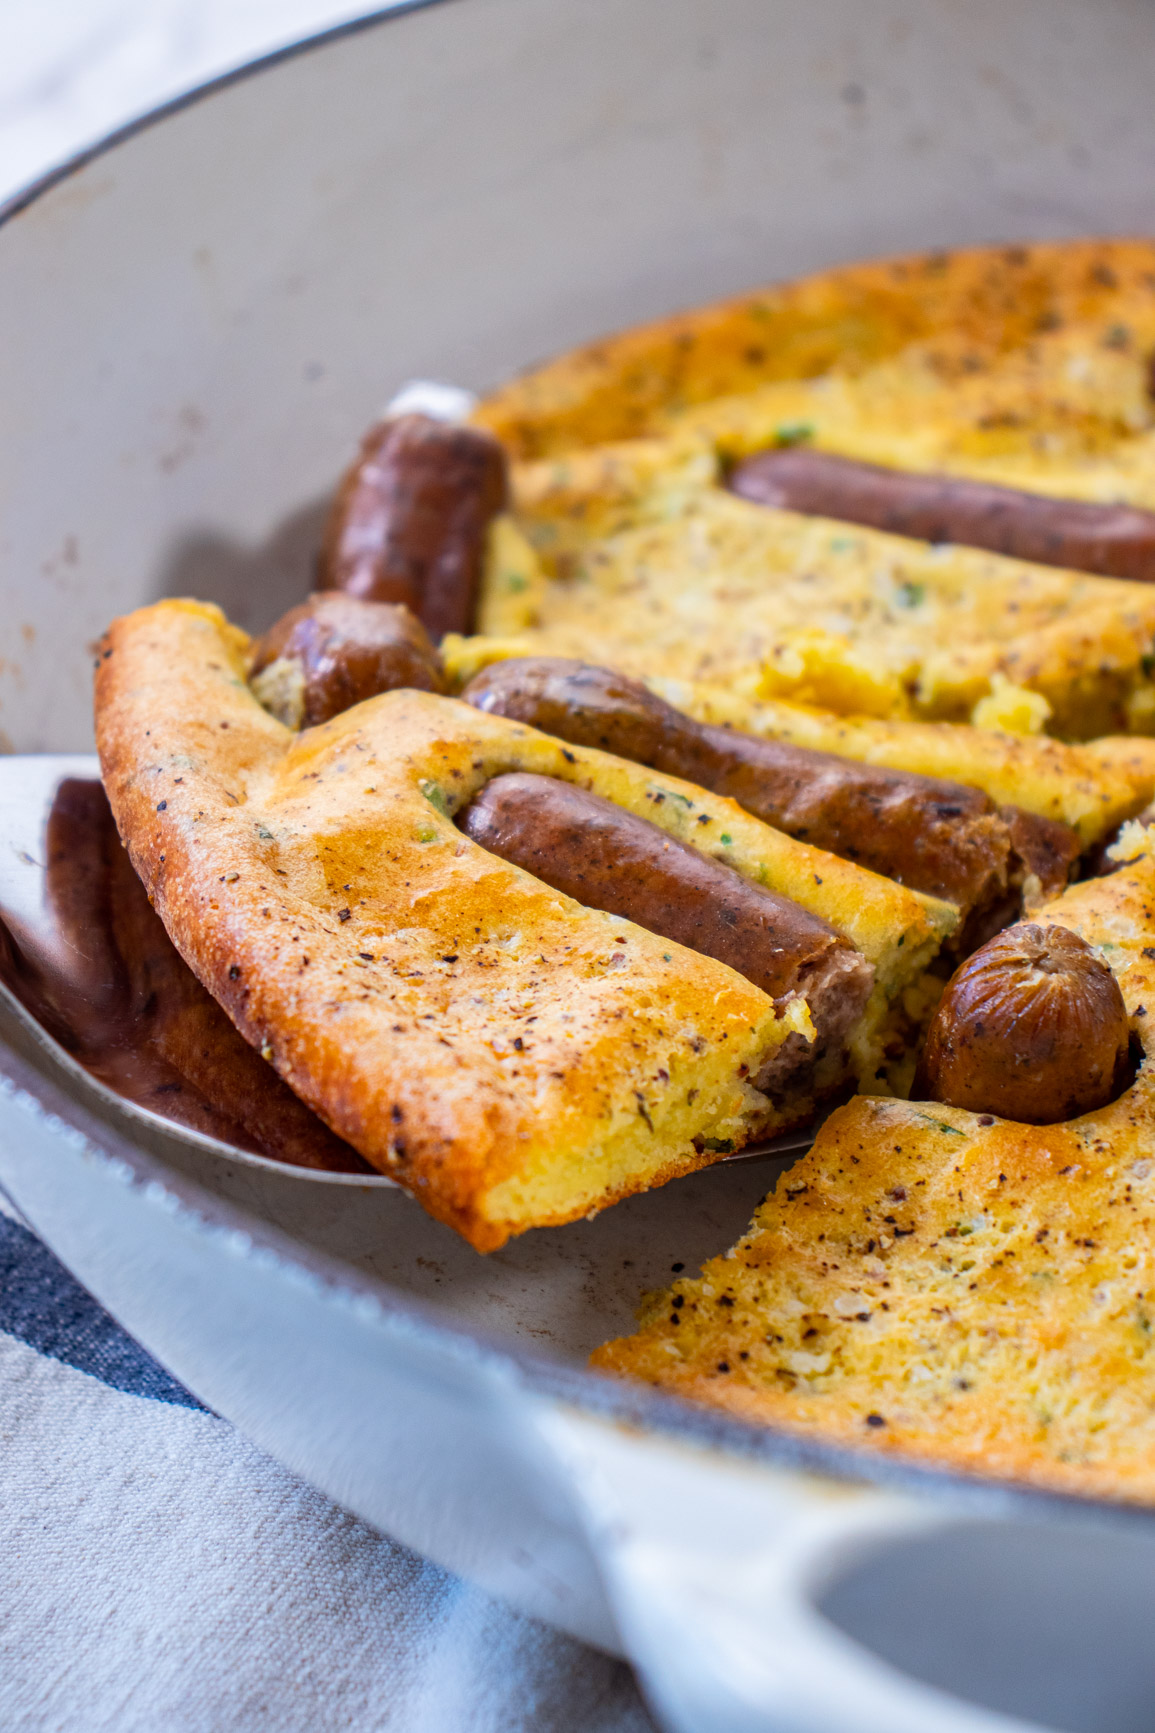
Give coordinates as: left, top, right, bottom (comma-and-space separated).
915, 922, 1132, 1124
458, 772, 874, 1095
319, 413, 508, 637
249, 593, 445, 727
727, 447, 1155, 583
461, 658, 1072, 924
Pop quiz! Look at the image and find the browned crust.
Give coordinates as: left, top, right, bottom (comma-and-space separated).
475, 238, 1155, 458
97, 600, 888, 1250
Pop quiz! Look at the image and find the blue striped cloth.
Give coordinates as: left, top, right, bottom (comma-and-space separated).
0, 1196, 654, 1732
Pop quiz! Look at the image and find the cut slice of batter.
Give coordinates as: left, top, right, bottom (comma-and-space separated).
95, 600, 955, 1250
594, 824, 1155, 1502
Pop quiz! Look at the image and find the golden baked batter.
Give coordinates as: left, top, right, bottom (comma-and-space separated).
595, 826, 1155, 1500
95, 599, 954, 1249
470, 240, 1155, 737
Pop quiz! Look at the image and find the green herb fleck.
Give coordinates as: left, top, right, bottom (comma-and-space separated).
895, 581, 926, 609
774, 421, 814, 447
915, 1114, 965, 1137
719, 833, 733, 846
700, 1138, 734, 1154
419, 779, 450, 817
505, 572, 528, 593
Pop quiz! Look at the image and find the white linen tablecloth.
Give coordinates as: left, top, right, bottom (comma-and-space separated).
0, 1189, 654, 1731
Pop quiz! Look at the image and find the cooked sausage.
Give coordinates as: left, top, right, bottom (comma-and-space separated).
458, 771, 874, 1095
319, 412, 508, 637
249, 592, 445, 728
997, 804, 1082, 900
915, 922, 1131, 1123
461, 658, 1080, 926
727, 447, 1155, 582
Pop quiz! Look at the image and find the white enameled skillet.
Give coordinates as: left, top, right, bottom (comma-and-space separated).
6, 5, 1155, 1728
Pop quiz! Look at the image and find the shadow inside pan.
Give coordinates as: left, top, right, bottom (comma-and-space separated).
152, 493, 332, 638
158, 1123, 793, 1358
819, 1518, 1155, 1732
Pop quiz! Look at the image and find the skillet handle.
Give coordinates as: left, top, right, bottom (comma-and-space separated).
537, 1406, 1034, 1733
